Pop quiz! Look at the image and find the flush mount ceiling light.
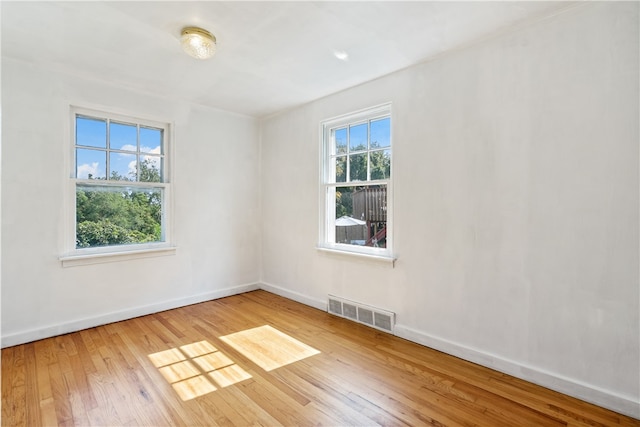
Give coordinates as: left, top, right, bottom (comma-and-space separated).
181, 26, 217, 60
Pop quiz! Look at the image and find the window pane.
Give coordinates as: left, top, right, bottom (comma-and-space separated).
140, 127, 162, 154
370, 149, 391, 180
334, 185, 387, 248
110, 122, 137, 151
139, 155, 163, 182
335, 156, 346, 183
76, 117, 106, 148
76, 149, 106, 179
334, 186, 361, 244
110, 152, 135, 181
76, 185, 163, 249
349, 123, 367, 151
370, 118, 390, 148
349, 153, 367, 182
334, 128, 347, 155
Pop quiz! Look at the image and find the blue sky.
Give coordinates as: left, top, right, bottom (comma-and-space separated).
334, 117, 390, 154
76, 117, 162, 180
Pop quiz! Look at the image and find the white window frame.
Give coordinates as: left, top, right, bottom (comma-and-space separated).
319, 103, 394, 262
61, 106, 175, 266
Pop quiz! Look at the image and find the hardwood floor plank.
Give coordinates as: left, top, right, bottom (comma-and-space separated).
344, 390, 415, 427
67, 348, 98, 413
155, 312, 187, 339
3, 290, 639, 427
23, 344, 43, 426
1, 347, 26, 427
85, 374, 124, 426
235, 377, 333, 426
274, 364, 408, 426
62, 369, 91, 427
192, 390, 248, 426
48, 357, 75, 425
32, 340, 59, 427
222, 386, 289, 426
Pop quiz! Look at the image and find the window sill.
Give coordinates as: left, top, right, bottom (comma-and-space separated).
316, 246, 396, 266
60, 246, 177, 268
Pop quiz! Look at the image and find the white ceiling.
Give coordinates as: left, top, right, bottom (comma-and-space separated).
2, 1, 574, 118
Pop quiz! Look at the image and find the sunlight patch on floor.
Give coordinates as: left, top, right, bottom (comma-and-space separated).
219, 325, 321, 372
148, 340, 252, 401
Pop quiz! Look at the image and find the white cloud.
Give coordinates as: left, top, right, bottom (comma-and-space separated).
120, 144, 137, 152
77, 162, 100, 179
128, 159, 137, 176
145, 146, 161, 154
117, 144, 161, 155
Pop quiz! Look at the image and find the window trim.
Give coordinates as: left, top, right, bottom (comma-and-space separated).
62, 106, 175, 265
318, 103, 394, 260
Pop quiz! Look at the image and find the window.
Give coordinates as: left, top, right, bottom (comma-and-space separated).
69, 107, 171, 256
320, 104, 392, 258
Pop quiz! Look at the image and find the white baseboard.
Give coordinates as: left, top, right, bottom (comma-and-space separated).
258, 281, 327, 311
1, 283, 259, 348
394, 324, 640, 420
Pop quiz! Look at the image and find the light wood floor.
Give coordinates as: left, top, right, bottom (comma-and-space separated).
2, 290, 638, 426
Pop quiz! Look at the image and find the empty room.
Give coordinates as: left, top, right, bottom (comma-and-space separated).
1, 1, 639, 426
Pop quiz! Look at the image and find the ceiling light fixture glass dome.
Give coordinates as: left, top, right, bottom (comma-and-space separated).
181, 27, 217, 60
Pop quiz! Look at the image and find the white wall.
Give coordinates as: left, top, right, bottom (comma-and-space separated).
260, 2, 639, 417
1, 57, 261, 346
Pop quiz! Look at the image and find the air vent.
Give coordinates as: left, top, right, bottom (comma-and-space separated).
374, 312, 392, 331
358, 307, 374, 325
328, 299, 343, 316
343, 303, 357, 320
327, 295, 395, 334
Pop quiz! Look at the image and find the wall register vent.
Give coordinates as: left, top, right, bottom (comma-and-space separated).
327, 294, 395, 334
